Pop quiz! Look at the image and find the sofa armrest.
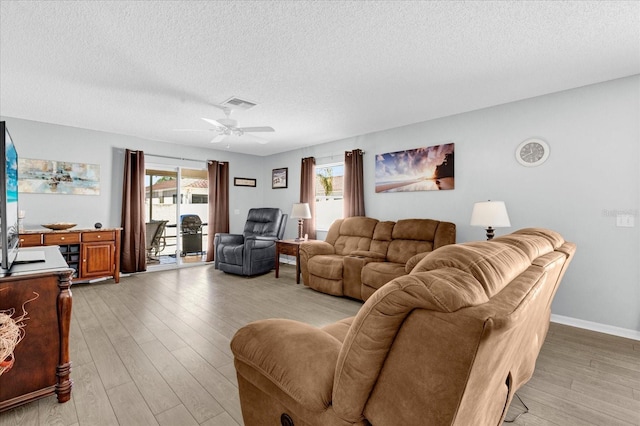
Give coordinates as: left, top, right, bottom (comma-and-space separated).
406, 251, 431, 273
215, 233, 244, 245
350, 251, 386, 261
214, 233, 245, 268
231, 319, 341, 411
299, 241, 336, 285
300, 240, 335, 258
245, 235, 277, 250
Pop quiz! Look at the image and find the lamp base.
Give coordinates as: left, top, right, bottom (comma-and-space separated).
485, 227, 495, 241
297, 219, 304, 241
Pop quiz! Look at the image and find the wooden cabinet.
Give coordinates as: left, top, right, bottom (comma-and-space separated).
0, 247, 73, 412
19, 228, 121, 283
81, 241, 115, 279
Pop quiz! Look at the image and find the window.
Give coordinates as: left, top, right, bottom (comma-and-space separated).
315, 162, 343, 231
191, 194, 208, 204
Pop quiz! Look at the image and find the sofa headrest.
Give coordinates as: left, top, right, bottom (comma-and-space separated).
411, 230, 561, 298
392, 219, 440, 241
492, 228, 564, 260
339, 216, 379, 237
243, 208, 283, 237
372, 221, 394, 241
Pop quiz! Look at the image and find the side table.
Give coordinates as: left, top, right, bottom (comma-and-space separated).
275, 239, 304, 284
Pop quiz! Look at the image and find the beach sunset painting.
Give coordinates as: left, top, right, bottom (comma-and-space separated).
375, 143, 454, 193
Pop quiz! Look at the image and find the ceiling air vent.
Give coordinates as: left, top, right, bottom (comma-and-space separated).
221, 97, 258, 111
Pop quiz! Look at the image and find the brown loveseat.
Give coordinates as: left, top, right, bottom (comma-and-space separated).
231, 228, 576, 426
299, 216, 456, 300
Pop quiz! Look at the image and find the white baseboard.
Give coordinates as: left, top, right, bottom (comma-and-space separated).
551, 314, 640, 341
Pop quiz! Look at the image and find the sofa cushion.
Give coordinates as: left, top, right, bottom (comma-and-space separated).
361, 262, 406, 291
331, 217, 379, 256
308, 275, 344, 296
387, 240, 434, 264
385, 219, 438, 264
369, 221, 394, 255
321, 317, 354, 343
308, 255, 345, 280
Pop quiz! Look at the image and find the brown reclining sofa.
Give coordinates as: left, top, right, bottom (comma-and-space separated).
299, 216, 456, 300
231, 228, 576, 425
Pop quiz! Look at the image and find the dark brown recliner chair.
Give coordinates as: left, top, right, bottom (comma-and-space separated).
231, 228, 576, 425
214, 208, 287, 276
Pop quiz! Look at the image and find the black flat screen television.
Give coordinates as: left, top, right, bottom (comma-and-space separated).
0, 121, 20, 271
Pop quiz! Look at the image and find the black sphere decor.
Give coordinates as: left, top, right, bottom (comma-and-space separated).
94, 222, 102, 229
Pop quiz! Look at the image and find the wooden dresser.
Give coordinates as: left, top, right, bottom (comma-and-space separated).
0, 246, 73, 412
19, 228, 122, 283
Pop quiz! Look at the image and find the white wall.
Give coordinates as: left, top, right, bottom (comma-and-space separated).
0, 117, 266, 233
263, 76, 640, 334
3, 75, 638, 334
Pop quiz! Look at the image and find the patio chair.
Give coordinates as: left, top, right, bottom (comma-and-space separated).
146, 220, 168, 260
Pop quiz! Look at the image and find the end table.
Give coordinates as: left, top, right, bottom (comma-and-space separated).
275, 239, 305, 284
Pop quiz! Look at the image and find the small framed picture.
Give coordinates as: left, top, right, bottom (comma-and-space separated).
234, 177, 257, 187
272, 168, 288, 189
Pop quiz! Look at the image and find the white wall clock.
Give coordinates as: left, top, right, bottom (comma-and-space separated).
516, 138, 549, 167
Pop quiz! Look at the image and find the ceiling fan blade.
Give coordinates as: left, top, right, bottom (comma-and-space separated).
242, 133, 271, 144
237, 126, 275, 133
210, 134, 227, 144
201, 117, 227, 128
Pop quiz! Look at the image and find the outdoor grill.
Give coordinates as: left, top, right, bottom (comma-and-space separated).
180, 214, 203, 256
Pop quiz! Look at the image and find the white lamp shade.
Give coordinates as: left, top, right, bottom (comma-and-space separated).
290, 203, 312, 219
470, 201, 511, 228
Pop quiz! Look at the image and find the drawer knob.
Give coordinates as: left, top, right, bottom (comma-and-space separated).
97, 235, 101, 238
61, 237, 65, 240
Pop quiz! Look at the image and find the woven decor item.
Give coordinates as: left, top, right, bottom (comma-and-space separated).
0, 292, 39, 377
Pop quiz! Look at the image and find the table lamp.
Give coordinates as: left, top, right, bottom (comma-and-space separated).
470, 200, 511, 240
290, 203, 312, 241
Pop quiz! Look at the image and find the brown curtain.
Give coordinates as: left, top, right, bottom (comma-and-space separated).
344, 149, 365, 217
206, 160, 229, 262
120, 149, 147, 273
300, 157, 316, 240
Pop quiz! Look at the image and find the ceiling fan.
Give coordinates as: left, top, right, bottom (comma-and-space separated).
175, 107, 274, 144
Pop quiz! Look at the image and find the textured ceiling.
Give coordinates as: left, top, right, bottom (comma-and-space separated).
1, 1, 639, 156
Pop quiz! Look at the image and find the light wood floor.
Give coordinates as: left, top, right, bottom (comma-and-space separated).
0, 264, 638, 426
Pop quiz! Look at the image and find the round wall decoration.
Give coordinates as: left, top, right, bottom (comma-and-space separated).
516, 138, 549, 167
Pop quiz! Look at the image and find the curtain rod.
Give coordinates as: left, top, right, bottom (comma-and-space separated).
315, 149, 365, 163
126, 150, 225, 164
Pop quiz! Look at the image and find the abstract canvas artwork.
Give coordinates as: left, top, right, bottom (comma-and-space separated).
375, 143, 454, 193
18, 158, 100, 195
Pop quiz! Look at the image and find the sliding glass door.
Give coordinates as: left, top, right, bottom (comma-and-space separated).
145, 163, 208, 267
178, 168, 209, 263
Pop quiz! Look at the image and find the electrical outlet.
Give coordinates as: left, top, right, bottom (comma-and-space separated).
234, 209, 240, 215
616, 214, 635, 227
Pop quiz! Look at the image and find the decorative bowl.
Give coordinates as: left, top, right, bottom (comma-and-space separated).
42, 223, 77, 231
